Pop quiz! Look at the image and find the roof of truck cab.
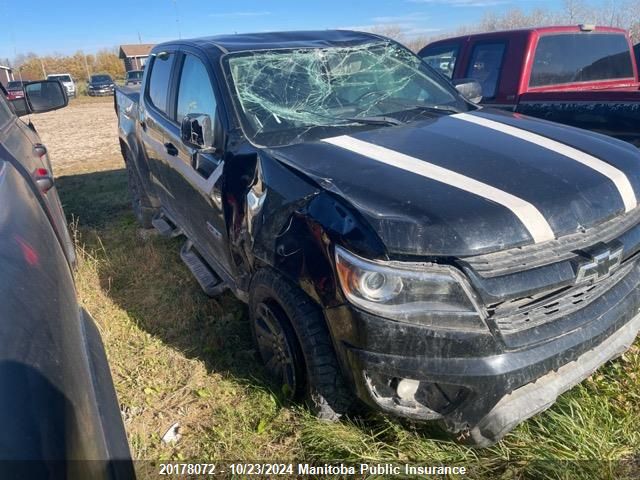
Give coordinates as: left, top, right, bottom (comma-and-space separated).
422, 25, 629, 49
153, 30, 385, 55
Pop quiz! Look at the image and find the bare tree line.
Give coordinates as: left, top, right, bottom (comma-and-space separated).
2, 0, 638, 80
3, 48, 125, 84
371, 0, 640, 51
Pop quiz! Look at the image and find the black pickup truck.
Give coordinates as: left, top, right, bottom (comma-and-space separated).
2, 83, 133, 477
116, 30, 640, 446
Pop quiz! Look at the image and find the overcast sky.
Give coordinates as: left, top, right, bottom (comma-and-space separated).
0, 0, 566, 60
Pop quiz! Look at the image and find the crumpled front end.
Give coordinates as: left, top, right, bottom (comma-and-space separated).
324, 208, 640, 445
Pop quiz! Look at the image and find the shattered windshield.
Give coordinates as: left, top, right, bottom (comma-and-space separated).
225, 42, 469, 146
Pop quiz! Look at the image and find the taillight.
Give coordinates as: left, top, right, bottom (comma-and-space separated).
33, 167, 54, 193
33, 144, 47, 158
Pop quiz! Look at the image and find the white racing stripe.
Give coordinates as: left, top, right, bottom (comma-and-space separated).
322, 135, 555, 243
454, 113, 637, 212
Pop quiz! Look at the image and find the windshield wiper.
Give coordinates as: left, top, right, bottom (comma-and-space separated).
406, 104, 462, 114
343, 115, 404, 126
295, 109, 404, 127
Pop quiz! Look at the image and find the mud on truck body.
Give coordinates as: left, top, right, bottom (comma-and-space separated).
115, 30, 640, 446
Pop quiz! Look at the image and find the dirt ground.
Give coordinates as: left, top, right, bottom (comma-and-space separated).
30, 97, 123, 175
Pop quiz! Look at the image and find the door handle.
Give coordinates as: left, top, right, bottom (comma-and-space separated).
164, 142, 178, 156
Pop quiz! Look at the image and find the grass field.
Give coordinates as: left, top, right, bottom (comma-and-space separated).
36, 99, 640, 479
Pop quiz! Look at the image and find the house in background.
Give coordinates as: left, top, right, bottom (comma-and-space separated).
0, 65, 13, 87
118, 44, 155, 71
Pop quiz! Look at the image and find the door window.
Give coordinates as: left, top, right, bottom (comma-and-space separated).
420, 44, 459, 79
176, 54, 217, 124
466, 42, 506, 99
147, 52, 175, 114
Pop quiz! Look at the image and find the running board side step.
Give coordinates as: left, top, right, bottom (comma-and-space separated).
180, 240, 228, 297
152, 214, 183, 238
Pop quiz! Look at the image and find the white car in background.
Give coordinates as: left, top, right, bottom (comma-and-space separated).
47, 73, 76, 98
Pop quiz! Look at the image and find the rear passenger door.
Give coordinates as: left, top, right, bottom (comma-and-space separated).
139, 50, 179, 216
161, 51, 235, 279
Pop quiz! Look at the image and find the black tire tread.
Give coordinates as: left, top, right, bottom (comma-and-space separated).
250, 268, 356, 421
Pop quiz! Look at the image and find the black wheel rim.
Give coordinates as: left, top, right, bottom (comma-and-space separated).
254, 302, 298, 396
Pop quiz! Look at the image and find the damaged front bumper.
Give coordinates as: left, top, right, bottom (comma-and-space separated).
325, 261, 640, 446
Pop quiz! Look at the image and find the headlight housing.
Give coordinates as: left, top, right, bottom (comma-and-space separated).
335, 246, 486, 330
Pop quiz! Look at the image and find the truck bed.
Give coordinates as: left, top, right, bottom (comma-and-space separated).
114, 85, 140, 135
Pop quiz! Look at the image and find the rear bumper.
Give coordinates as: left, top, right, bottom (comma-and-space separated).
88, 90, 114, 96
326, 261, 640, 445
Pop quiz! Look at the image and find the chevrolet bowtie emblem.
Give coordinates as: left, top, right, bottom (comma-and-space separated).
575, 243, 624, 284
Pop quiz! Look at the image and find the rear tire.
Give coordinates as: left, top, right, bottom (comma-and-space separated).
249, 269, 356, 420
123, 150, 157, 229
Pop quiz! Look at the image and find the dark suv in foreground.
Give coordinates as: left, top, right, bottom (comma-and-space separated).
2, 82, 133, 477
116, 30, 640, 446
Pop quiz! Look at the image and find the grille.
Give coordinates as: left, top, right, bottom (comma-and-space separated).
490, 262, 633, 333
463, 207, 640, 278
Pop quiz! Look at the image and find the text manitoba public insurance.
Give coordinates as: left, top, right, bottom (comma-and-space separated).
298, 463, 467, 476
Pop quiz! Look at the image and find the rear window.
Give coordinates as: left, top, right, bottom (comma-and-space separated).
127, 71, 143, 80
530, 33, 633, 87
6, 81, 23, 89
420, 44, 459, 79
49, 75, 72, 82
147, 53, 175, 114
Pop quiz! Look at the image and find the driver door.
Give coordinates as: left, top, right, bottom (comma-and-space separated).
161, 51, 234, 279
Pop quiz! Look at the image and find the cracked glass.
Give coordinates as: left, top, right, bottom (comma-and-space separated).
225, 41, 468, 146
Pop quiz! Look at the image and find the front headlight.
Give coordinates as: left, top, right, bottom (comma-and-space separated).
335, 246, 486, 330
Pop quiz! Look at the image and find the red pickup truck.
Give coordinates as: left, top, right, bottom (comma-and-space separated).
419, 26, 640, 146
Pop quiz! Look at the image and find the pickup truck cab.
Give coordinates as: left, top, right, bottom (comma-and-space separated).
419, 26, 640, 146
125, 70, 144, 86
116, 30, 640, 446
47, 73, 76, 99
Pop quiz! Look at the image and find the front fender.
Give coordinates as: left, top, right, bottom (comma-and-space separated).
243, 153, 386, 307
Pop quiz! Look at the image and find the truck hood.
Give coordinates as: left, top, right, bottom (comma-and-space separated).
268, 109, 640, 257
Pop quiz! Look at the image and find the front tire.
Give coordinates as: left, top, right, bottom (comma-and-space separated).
249, 269, 355, 420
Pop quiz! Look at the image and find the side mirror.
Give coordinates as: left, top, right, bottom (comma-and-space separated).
181, 113, 213, 149
453, 78, 483, 104
11, 81, 68, 116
